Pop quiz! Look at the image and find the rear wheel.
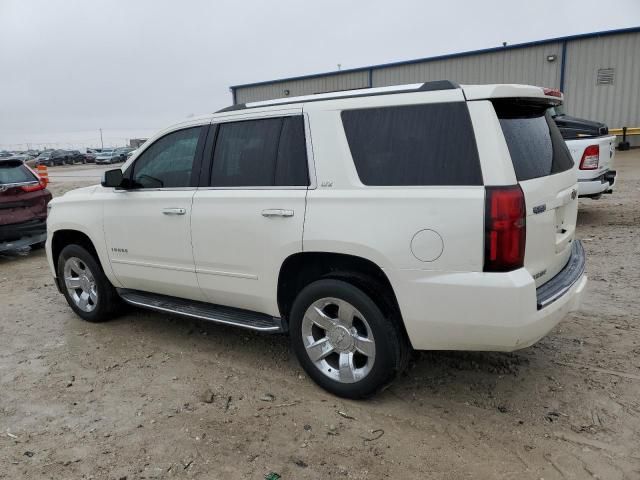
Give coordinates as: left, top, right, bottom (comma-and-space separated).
289, 279, 408, 398
57, 244, 122, 322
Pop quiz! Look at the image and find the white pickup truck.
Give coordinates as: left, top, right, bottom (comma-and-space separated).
551, 107, 617, 199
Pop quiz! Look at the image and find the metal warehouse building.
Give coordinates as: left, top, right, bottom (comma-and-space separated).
230, 27, 640, 139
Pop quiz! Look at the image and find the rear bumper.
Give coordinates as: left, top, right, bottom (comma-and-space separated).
578, 170, 616, 197
0, 219, 47, 251
0, 218, 47, 242
389, 241, 587, 351
536, 241, 585, 309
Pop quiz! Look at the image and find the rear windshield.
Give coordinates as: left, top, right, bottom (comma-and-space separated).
341, 103, 482, 186
494, 100, 573, 181
0, 161, 37, 185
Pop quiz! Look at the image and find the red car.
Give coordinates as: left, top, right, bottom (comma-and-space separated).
0, 159, 52, 252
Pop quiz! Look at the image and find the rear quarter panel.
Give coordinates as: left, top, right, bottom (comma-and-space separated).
303, 94, 485, 273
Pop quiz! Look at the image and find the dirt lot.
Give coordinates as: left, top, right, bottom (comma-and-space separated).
1, 155, 639, 480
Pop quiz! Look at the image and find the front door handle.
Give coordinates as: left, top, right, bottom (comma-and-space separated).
162, 208, 186, 216
261, 209, 294, 218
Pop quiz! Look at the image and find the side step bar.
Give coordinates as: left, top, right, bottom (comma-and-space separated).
117, 289, 284, 333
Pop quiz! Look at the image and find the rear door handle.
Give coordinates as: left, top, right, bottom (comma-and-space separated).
162, 208, 186, 215
261, 209, 294, 218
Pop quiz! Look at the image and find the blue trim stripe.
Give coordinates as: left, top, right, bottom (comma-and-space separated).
230, 26, 640, 92
559, 41, 568, 92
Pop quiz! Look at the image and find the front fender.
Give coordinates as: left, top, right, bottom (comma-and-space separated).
47, 199, 122, 288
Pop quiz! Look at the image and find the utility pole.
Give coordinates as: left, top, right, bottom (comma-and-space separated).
99, 128, 104, 150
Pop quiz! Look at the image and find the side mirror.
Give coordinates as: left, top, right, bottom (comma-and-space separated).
101, 168, 125, 188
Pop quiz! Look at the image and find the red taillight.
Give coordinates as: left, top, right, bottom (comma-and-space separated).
20, 180, 47, 193
484, 185, 526, 272
579, 145, 599, 170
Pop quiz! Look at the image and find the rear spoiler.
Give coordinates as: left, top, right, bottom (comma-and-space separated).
462, 84, 563, 105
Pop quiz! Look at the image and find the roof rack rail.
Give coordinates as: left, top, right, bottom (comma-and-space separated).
215, 80, 460, 113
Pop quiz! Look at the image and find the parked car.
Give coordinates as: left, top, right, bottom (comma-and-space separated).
7, 154, 34, 162
84, 152, 97, 164
34, 151, 55, 166
46, 82, 586, 398
63, 150, 88, 165
114, 147, 134, 162
45, 150, 69, 166
95, 149, 121, 164
0, 158, 52, 252
550, 107, 617, 199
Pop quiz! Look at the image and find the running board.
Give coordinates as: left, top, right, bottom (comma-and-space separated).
117, 289, 284, 333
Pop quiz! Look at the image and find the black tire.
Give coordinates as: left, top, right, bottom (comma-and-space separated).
57, 244, 122, 322
289, 279, 408, 399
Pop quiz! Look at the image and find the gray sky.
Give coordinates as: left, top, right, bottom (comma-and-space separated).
1, 0, 638, 150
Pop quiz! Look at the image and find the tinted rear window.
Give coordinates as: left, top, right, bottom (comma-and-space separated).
211, 116, 309, 187
494, 100, 573, 181
0, 162, 36, 185
341, 103, 482, 186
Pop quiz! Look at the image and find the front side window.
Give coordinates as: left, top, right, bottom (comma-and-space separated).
131, 127, 202, 188
341, 103, 482, 186
211, 116, 308, 187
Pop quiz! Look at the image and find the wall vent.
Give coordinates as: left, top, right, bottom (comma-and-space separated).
596, 68, 615, 85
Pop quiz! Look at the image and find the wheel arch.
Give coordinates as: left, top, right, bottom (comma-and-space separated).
49, 228, 121, 290
51, 229, 99, 270
277, 251, 408, 341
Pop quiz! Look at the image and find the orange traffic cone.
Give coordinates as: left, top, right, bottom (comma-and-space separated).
37, 164, 49, 186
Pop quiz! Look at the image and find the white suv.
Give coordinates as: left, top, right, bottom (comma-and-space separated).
46, 81, 587, 398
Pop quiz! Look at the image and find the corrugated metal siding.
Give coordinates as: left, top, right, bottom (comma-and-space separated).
371, 43, 562, 88
563, 32, 640, 129
234, 70, 369, 104
232, 30, 640, 140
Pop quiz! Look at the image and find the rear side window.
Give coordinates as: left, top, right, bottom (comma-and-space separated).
211, 116, 309, 187
494, 101, 573, 181
341, 103, 482, 186
0, 161, 36, 185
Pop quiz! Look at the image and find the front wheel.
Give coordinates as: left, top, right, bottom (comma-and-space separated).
289, 279, 408, 398
57, 244, 122, 322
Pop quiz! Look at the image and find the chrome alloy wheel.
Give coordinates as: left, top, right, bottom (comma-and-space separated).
301, 297, 376, 383
63, 257, 98, 313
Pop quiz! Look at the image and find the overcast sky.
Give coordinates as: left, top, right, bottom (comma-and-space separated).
1, 0, 638, 150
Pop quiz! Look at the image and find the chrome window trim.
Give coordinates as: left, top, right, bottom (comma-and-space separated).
195, 185, 308, 191
114, 187, 197, 193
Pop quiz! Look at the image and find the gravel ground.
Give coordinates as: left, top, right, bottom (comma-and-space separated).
1, 153, 639, 479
